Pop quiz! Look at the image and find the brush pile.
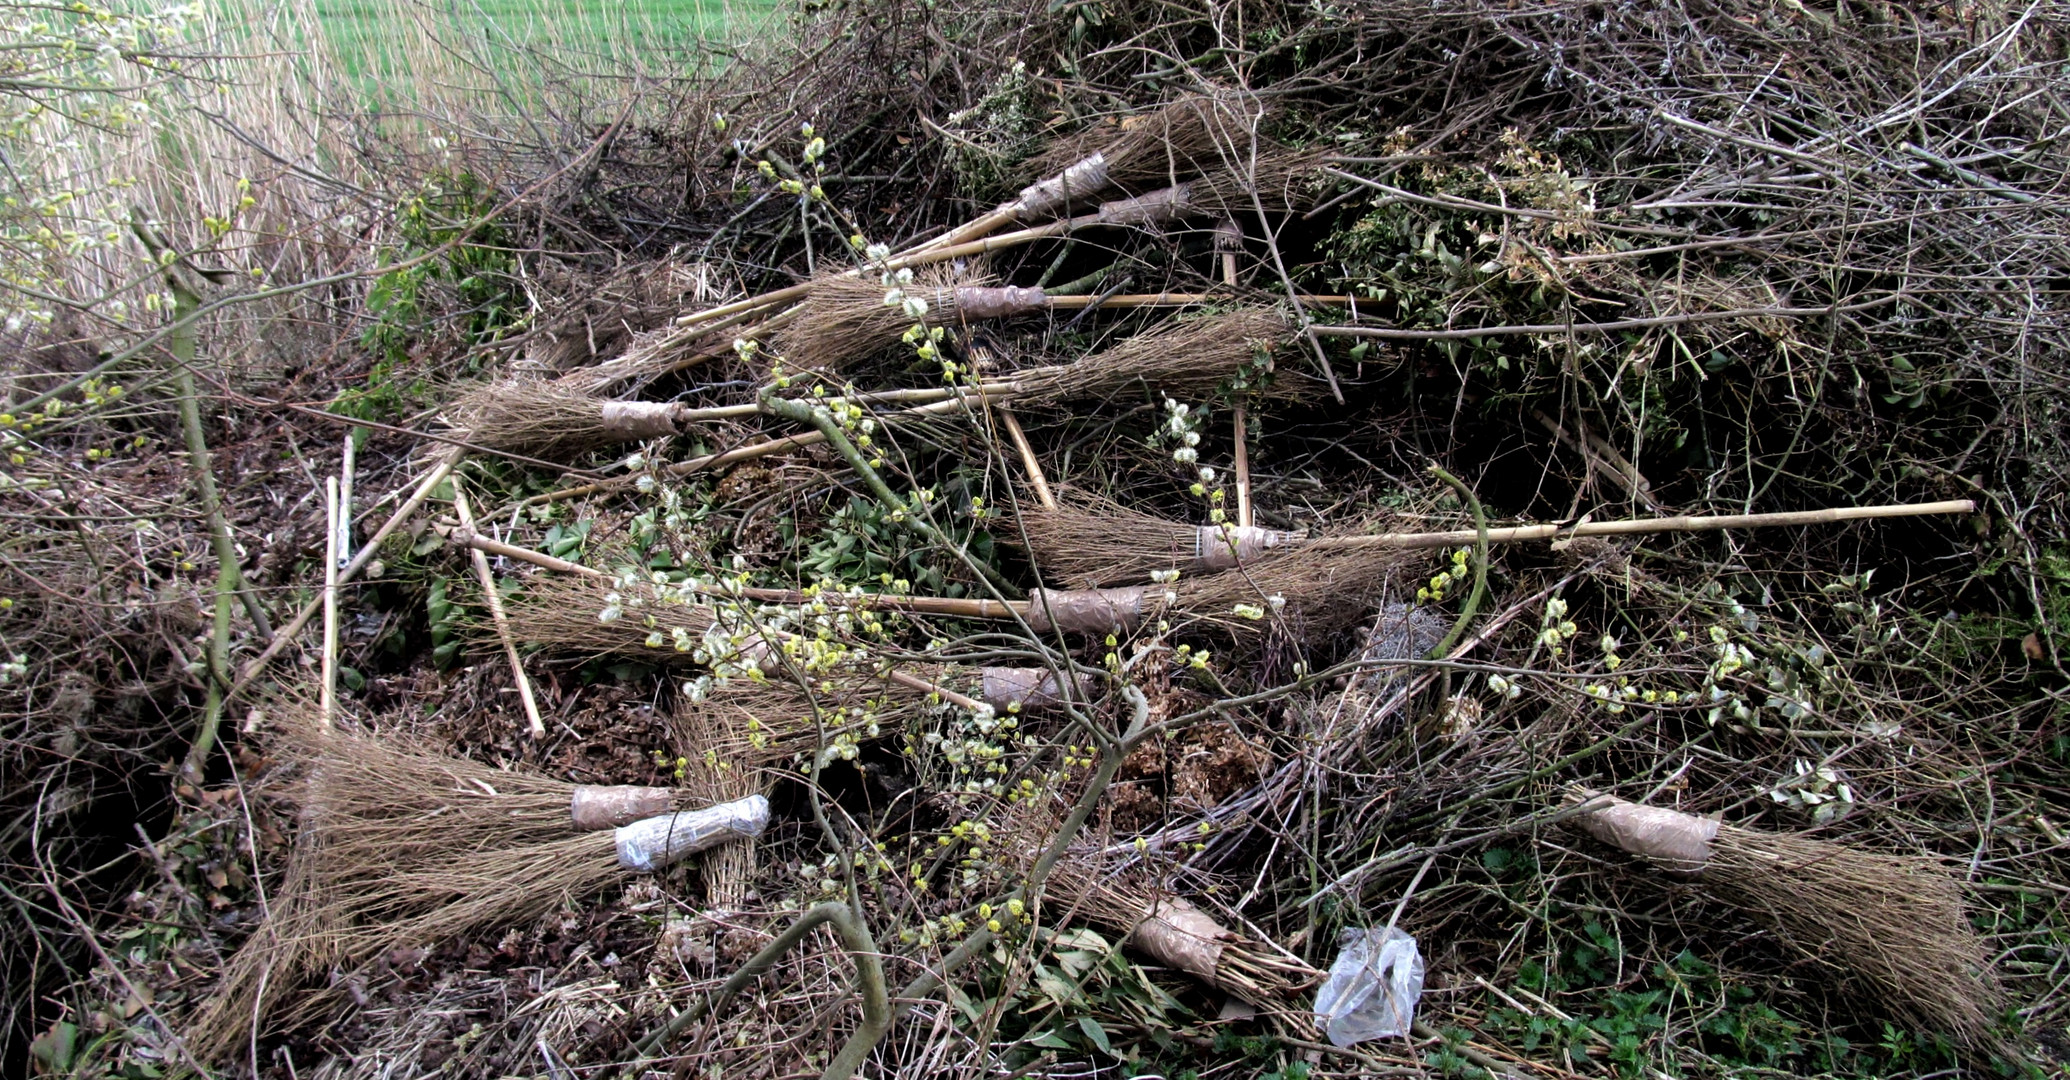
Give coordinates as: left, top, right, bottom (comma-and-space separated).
5, 0, 2068, 1078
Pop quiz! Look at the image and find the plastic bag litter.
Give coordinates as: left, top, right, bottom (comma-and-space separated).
1313, 926, 1425, 1046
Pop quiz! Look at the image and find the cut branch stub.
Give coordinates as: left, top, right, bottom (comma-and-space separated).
569, 785, 676, 830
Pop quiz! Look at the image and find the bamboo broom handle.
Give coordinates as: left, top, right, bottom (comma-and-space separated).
454, 488, 546, 738
1305, 500, 1977, 552
230, 453, 459, 695
673, 384, 970, 424
995, 406, 1055, 510
321, 477, 339, 729
1042, 293, 1356, 309
1232, 403, 1252, 529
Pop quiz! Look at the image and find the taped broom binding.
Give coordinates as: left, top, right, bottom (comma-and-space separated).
1010, 802, 1320, 1008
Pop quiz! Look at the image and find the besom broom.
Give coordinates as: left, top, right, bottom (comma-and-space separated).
1013, 490, 1979, 587
561, 148, 1332, 391
923, 90, 1270, 250
1005, 800, 1320, 1009
186, 709, 768, 1062
773, 267, 1350, 375
434, 298, 1307, 466
1562, 790, 2003, 1047
505, 307, 1316, 502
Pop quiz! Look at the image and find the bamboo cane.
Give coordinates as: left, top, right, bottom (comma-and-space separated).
996, 406, 1054, 510
453, 486, 545, 738
320, 478, 339, 728
229, 452, 460, 697
1020, 494, 1978, 586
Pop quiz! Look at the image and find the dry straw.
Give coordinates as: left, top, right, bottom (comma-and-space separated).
1566, 791, 2003, 1047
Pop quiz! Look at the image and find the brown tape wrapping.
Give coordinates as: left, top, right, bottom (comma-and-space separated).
1568, 792, 1719, 871
1096, 185, 1196, 226
597, 401, 684, 440
1015, 153, 1112, 216
979, 666, 1093, 711
569, 785, 675, 830
1194, 524, 1303, 570
1130, 897, 1232, 984
953, 286, 1049, 320
1024, 587, 1149, 634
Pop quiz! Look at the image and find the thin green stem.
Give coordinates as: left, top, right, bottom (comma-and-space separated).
1426, 464, 1488, 659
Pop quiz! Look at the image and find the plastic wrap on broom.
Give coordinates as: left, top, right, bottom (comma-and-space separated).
614, 795, 771, 872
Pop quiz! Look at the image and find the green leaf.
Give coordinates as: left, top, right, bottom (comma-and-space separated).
338, 666, 365, 691
1076, 1016, 1113, 1056
1028, 1029, 1072, 1049
31, 1021, 77, 1072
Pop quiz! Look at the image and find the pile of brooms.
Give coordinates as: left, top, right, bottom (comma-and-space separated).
180, 82, 2022, 1074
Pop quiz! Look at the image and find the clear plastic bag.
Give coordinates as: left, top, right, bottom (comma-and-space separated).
1313, 925, 1425, 1046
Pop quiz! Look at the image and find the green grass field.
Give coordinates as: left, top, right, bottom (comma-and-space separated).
300, 0, 775, 83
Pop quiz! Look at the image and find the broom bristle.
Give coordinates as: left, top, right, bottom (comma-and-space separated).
501, 574, 725, 661
444, 379, 683, 458
775, 263, 980, 374
1009, 308, 1307, 407
1012, 488, 1200, 587
1171, 543, 1411, 637
1706, 827, 2004, 1046
1024, 90, 1265, 196
1041, 843, 1319, 1005
188, 705, 708, 1061
1184, 147, 1331, 217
